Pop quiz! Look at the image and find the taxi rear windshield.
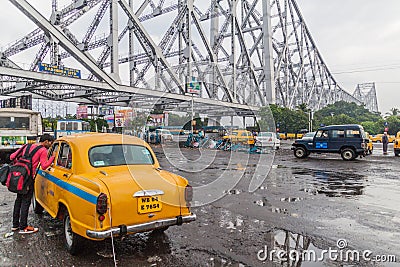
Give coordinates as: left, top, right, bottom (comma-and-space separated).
89, 145, 154, 167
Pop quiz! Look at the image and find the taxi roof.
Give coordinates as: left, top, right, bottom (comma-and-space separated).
58, 133, 147, 147
55, 133, 159, 173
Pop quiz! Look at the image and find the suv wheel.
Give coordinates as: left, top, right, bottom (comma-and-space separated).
294, 147, 308, 158
341, 148, 356, 161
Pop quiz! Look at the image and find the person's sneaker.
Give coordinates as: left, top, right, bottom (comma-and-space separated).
11, 227, 19, 231
19, 226, 38, 234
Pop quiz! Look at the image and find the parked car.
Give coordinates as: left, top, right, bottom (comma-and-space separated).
156, 129, 173, 141
370, 133, 395, 143
278, 131, 305, 140
291, 124, 369, 161
394, 131, 400, 156
255, 132, 280, 150
223, 130, 255, 145
33, 133, 195, 254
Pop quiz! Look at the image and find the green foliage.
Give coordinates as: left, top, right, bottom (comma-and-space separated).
258, 101, 400, 135
312, 101, 391, 134
385, 116, 400, 135
259, 105, 308, 133
130, 113, 150, 131
318, 114, 357, 126
313, 101, 381, 125
168, 113, 191, 126
42, 117, 56, 131
386, 108, 399, 117
181, 113, 205, 130
361, 121, 382, 135
82, 118, 108, 132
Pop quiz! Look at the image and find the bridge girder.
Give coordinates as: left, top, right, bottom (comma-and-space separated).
0, 0, 376, 113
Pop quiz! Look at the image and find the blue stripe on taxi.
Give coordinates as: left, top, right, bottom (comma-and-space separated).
37, 170, 97, 205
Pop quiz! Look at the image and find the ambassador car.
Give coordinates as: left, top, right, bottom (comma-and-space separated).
255, 132, 280, 150
223, 130, 255, 145
32, 133, 195, 255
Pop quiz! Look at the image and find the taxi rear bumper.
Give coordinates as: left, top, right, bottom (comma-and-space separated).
86, 214, 196, 239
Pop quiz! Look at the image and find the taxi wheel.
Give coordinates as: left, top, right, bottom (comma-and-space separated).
294, 147, 308, 158
63, 210, 83, 255
32, 190, 44, 214
341, 148, 355, 161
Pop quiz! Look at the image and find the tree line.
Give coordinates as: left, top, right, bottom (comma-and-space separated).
259, 101, 400, 135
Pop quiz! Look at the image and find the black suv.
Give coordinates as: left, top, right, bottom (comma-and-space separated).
292, 124, 369, 161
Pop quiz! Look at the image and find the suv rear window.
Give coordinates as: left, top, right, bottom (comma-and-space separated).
89, 145, 154, 167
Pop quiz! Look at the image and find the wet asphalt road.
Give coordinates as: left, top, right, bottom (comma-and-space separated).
0, 140, 399, 266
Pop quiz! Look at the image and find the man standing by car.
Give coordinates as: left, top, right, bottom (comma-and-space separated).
382, 132, 389, 155
10, 134, 55, 234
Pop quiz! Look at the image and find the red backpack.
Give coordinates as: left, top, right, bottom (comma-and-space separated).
6, 144, 43, 194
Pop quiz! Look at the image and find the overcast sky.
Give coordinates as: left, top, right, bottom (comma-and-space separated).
296, 0, 400, 114
0, 0, 399, 115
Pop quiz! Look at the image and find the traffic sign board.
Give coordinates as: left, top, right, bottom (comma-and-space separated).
186, 77, 201, 94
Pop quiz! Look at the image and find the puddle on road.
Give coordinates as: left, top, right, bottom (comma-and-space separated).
208, 256, 245, 267
260, 229, 325, 266
280, 197, 304, 202
253, 197, 298, 217
293, 168, 366, 198
223, 189, 242, 195
261, 229, 372, 266
219, 209, 244, 230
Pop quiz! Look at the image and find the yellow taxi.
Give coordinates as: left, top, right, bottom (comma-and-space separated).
33, 133, 195, 255
370, 134, 395, 143
394, 131, 400, 156
365, 132, 374, 154
278, 133, 304, 140
223, 130, 255, 145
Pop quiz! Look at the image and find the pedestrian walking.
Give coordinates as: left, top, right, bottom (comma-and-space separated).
382, 132, 389, 155
10, 134, 55, 234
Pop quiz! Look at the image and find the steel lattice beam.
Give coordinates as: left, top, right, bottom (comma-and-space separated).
0, 0, 377, 114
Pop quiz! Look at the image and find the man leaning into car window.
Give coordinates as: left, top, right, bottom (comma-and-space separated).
10, 133, 55, 234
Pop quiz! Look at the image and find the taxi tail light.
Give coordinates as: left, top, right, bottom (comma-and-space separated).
96, 193, 108, 214
185, 185, 193, 202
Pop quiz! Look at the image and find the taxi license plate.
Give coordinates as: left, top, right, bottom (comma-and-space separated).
138, 196, 162, 214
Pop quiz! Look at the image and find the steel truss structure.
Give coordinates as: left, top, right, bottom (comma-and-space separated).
353, 83, 378, 113
0, 0, 377, 115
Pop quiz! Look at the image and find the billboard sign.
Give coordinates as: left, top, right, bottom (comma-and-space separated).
38, 62, 81, 79
76, 105, 88, 119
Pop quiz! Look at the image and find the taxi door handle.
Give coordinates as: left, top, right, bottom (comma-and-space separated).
63, 173, 70, 178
